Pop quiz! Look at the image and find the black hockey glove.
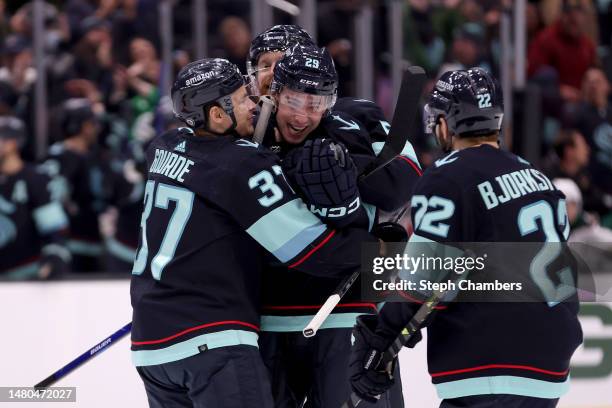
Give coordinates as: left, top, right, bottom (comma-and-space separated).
349, 315, 397, 403
283, 138, 360, 218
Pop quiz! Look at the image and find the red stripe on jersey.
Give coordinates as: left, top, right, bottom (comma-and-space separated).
430, 364, 570, 378
397, 156, 423, 176
288, 230, 336, 269
263, 303, 378, 311
131, 320, 260, 345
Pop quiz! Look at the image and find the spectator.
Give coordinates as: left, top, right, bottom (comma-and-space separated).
403, 0, 446, 74
438, 26, 488, 76
553, 178, 612, 245
111, 0, 160, 66
217, 16, 251, 72
528, 0, 597, 102
547, 128, 590, 179
0, 35, 34, 107
527, 1, 545, 46
566, 68, 612, 210
109, 37, 160, 141
0, 0, 10, 40
72, 16, 114, 97
42, 99, 110, 272
0, 116, 70, 280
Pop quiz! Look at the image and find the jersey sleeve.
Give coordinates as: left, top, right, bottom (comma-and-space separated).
29, 168, 71, 263
327, 113, 421, 212
356, 140, 422, 212
198, 146, 374, 279
29, 169, 69, 237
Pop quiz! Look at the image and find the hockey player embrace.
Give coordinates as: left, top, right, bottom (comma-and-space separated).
348, 69, 583, 408
129, 58, 376, 408
253, 40, 422, 407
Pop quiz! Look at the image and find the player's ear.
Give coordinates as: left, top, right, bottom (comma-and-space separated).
207, 105, 226, 126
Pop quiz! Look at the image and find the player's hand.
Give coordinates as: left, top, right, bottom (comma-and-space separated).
283, 138, 359, 208
349, 315, 396, 403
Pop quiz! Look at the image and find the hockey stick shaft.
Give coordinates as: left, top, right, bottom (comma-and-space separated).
303, 269, 360, 337
302, 67, 426, 338
359, 66, 426, 181
341, 290, 445, 408
34, 322, 132, 388
253, 95, 275, 144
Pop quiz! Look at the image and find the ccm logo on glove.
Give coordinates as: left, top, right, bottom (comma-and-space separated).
308, 196, 360, 218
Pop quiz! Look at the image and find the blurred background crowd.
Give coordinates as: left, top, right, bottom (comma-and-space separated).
0, 0, 611, 278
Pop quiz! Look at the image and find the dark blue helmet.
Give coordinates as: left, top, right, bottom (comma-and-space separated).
271, 44, 338, 100
424, 68, 504, 137
171, 58, 245, 129
60, 98, 96, 138
0, 115, 26, 148
247, 24, 315, 76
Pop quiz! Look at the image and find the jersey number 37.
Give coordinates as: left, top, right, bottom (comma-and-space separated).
132, 181, 194, 280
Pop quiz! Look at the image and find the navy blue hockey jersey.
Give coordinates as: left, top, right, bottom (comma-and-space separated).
0, 164, 68, 278
261, 105, 422, 331
377, 144, 582, 399
130, 128, 372, 366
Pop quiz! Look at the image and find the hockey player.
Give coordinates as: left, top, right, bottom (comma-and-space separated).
349, 68, 583, 408
131, 58, 376, 408
42, 99, 110, 272
248, 24, 315, 96
0, 116, 70, 279
258, 44, 422, 407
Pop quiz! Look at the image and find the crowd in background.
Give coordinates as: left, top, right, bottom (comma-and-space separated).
0, 0, 611, 277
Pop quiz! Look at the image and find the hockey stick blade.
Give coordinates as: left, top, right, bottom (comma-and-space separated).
34, 322, 132, 388
359, 66, 426, 181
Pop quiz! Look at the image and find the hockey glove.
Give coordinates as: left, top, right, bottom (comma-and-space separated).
349, 315, 397, 403
283, 138, 360, 222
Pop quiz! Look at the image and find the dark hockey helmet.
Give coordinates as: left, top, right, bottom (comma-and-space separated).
247, 24, 315, 76
172, 58, 245, 130
424, 68, 504, 137
0, 115, 26, 148
271, 44, 338, 109
60, 98, 96, 138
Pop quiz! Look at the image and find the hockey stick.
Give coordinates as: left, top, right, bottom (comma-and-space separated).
341, 271, 466, 408
302, 66, 427, 338
253, 95, 276, 144
34, 322, 132, 388
358, 65, 426, 181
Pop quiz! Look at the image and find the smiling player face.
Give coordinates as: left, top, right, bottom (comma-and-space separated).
275, 88, 332, 144
255, 51, 284, 95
